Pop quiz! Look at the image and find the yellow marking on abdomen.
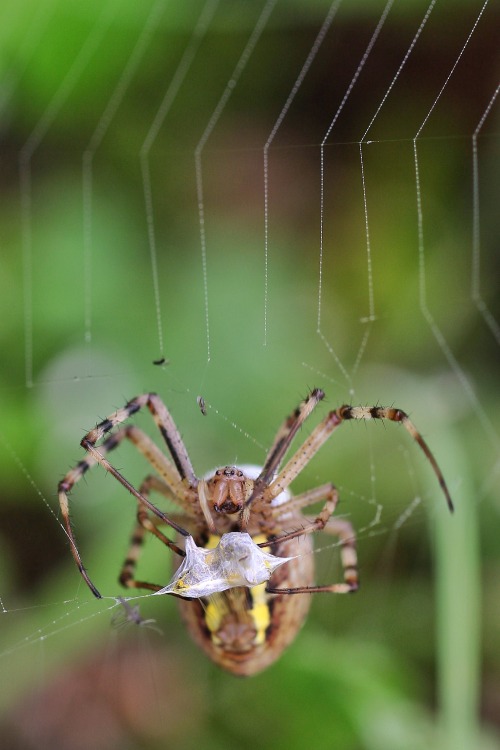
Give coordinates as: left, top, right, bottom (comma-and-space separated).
204, 533, 272, 646
205, 534, 221, 550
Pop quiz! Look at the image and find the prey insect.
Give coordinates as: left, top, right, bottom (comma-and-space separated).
58, 389, 452, 675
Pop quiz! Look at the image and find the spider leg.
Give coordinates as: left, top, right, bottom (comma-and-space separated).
295, 515, 358, 592
59, 393, 199, 597
268, 482, 334, 519
59, 429, 135, 597
197, 479, 217, 534
78, 394, 200, 532
119, 476, 191, 592
266, 507, 358, 596
118, 515, 159, 593
266, 483, 358, 591
254, 388, 325, 491
59, 428, 192, 563
257, 483, 337, 545
124, 425, 197, 510
82, 393, 197, 486
259, 404, 453, 512
240, 388, 325, 528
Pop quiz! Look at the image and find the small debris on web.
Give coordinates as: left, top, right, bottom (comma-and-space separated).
197, 395, 207, 415
152, 357, 169, 366
111, 597, 162, 634
153, 533, 295, 599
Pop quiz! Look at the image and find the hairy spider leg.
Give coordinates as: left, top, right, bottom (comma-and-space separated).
261, 483, 358, 594
119, 476, 193, 592
258, 405, 453, 512
250, 481, 358, 594
59, 394, 201, 597
254, 387, 325, 491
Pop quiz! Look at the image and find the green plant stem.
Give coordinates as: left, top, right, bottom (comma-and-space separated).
434, 429, 481, 750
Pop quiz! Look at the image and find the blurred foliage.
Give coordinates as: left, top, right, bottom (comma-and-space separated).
0, 1, 499, 749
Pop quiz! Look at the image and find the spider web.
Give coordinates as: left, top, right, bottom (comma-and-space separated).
0, 0, 498, 746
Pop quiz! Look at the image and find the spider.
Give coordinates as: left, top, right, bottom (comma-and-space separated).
58, 388, 452, 675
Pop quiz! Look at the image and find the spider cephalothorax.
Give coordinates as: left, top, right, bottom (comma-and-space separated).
208, 466, 254, 514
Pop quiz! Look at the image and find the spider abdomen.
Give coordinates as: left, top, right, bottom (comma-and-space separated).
177, 527, 314, 676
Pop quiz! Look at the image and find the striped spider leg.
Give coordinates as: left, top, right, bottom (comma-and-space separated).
118, 476, 198, 594
58, 394, 202, 598
245, 403, 453, 595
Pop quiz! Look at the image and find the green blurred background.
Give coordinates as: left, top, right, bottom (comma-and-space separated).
0, 1, 499, 748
